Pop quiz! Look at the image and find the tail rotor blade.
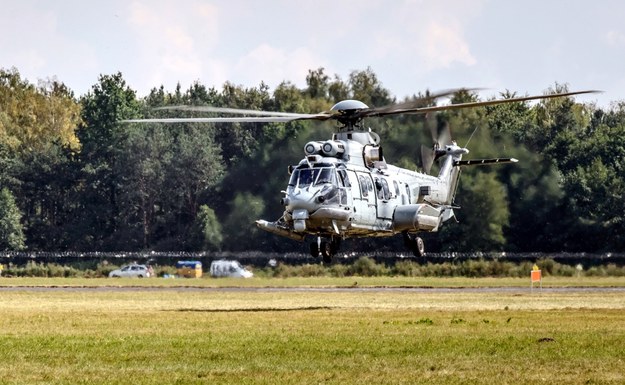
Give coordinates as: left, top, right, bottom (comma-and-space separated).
421, 144, 435, 174
425, 113, 438, 145
438, 121, 452, 146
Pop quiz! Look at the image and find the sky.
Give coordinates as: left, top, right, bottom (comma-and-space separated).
1, 0, 623, 107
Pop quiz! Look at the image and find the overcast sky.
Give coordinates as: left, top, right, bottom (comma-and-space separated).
1, 0, 622, 107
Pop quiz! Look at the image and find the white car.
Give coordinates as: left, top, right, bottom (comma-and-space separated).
108, 264, 153, 278
209, 260, 253, 278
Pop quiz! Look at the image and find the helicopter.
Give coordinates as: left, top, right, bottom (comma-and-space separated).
124, 88, 595, 263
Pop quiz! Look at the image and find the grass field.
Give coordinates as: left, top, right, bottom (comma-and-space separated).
0, 278, 624, 384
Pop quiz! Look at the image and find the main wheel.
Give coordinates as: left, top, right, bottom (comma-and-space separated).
413, 237, 425, 257
403, 233, 425, 257
320, 241, 334, 263
309, 242, 320, 258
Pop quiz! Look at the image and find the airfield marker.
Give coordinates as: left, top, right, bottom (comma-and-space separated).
531, 264, 542, 291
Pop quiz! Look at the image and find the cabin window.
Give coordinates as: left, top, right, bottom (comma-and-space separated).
358, 175, 369, 197
375, 177, 391, 200
381, 179, 390, 200
358, 175, 374, 198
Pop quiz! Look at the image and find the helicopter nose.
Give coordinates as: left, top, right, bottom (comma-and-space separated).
286, 193, 318, 212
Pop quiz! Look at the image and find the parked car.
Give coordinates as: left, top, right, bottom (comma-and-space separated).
108, 264, 153, 278
209, 260, 253, 278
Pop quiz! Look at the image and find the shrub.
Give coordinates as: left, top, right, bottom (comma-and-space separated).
604, 264, 625, 277
299, 263, 328, 277
329, 263, 348, 277
460, 259, 489, 277
347, 257, 389, 276
274, 263, 300, 277
392, 261, 421, 277
154, 265, 178, 277
537, 258, 556, 275
1, 257, 624, 278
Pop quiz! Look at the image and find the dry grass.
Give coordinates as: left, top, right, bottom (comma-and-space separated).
0, 282, 624, 384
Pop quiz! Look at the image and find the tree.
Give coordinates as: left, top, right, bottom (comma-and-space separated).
73, 72, 140, 250
193, 205, 223, 251
328, 74, 350, 103
0, 68, 81, 250
348, 67, 393, 107
0, 188, 25, 250
0, 68, 81, 153
305, 67, 329, 100
215, 82, 272, 167
439, 171, 510, 251
115, 92, 225, 250
222, 192, 265, 251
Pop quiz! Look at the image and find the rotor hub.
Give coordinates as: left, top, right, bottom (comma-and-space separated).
331, 99, 370, 128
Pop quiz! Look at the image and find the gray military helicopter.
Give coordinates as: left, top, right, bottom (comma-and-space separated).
125, 89, 595, 262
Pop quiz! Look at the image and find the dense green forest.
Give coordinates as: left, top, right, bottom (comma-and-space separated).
1, 66, 624, 253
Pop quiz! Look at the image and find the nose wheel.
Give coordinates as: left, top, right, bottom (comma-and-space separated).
309, 237, 341, 263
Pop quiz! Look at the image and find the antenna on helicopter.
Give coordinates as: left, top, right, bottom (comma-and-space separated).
464, 125, 479, 148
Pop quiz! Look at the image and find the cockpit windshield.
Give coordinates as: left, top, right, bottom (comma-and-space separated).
288, 167, 338, 188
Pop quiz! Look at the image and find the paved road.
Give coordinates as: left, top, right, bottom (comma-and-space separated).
1, 285, 625, 293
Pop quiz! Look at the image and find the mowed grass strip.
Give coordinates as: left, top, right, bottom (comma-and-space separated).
0, 288, 624, 384
2, 275, 625, 288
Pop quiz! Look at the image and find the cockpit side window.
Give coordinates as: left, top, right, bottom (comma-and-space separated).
338, 170, 351, 187
288, 170, 299, 186
300, 169, 317, 186
316, 168, 336, 185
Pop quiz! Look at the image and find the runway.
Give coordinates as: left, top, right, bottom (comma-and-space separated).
2, 285, 625, 293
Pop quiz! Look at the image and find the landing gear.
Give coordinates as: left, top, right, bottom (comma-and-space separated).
309, 241, 319, 259
403, 232, 425, 257
309, 236, 341, 263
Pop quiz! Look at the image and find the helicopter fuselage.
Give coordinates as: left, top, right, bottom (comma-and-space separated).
256, 129, 468, 258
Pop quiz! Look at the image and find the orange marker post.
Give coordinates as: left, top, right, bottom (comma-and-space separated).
531, 264, 542, 291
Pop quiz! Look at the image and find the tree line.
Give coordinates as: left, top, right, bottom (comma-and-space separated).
1, 66, 623, 253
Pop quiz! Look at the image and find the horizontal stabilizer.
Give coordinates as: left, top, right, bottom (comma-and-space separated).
454, 158, 518, 167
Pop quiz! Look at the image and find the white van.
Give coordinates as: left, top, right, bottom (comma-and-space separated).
209, 260, 253, 278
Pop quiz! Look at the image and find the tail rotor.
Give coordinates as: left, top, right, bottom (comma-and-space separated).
420, 114, 452, 174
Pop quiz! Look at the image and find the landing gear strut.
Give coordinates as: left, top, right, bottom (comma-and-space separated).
403, 232, 425, 257
310, 237, 341, 263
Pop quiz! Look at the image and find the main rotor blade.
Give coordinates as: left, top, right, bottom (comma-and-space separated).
121, 116, 308, 124
122, 89, 598, 124
395, 90, 599, 115
154, 105, 328, 119
357, 88, 476, 118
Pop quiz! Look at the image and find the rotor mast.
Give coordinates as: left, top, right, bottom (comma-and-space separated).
331, 99, 369, 132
